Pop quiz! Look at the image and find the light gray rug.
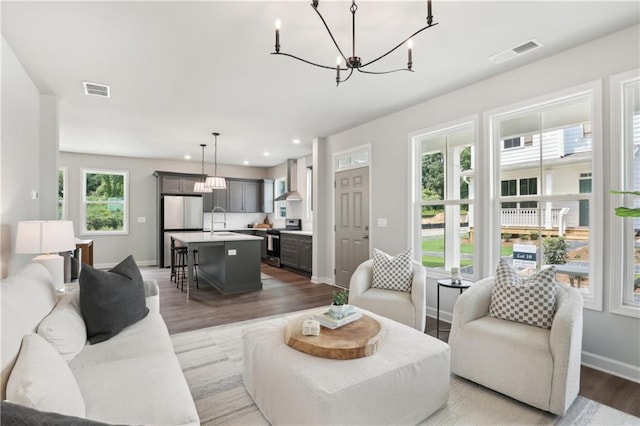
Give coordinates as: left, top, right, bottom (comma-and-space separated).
260, 272, 273, 280
171, 310, 639, 425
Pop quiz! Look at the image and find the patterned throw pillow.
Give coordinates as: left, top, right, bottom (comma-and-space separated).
371, 248, 413, 292
489, 259, 557, 329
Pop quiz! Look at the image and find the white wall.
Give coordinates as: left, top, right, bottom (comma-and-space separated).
0, 37, 56, 277
59, 151, 270, 267
316, 26, 640, 380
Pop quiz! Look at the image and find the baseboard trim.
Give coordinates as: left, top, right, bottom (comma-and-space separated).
428, 307, 640, 384
581, 351, 640, 384
312, 276, 334, 285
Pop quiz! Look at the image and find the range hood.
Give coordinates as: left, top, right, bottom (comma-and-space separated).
274, 159, 302, 201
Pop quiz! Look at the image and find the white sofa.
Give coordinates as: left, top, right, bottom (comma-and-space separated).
1, 263, 200, 425
449, 276, 583, 415
348, 259, 427, 332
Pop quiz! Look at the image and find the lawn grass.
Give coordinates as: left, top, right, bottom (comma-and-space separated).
422, 237, 513, 256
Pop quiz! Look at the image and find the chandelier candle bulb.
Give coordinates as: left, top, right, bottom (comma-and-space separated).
275, 19, 281, 53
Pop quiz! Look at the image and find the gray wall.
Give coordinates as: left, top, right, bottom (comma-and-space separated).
59, 151, 270, 267
315, 26, 640, 380
0, 37, 58, 277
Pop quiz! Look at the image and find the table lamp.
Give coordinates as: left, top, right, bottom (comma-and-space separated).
15, 220, 76, 290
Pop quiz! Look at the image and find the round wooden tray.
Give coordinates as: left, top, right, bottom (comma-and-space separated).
284, 313, 386, 360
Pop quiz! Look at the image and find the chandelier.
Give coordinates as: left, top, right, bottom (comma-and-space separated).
205, 132, 226, 190
272, 0, 437, 86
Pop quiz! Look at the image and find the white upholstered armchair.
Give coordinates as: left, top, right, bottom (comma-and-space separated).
449, 276, 583, 415
348, 259, 426, 332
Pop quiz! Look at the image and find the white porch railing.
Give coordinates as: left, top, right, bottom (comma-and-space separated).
500, 208, 570, 236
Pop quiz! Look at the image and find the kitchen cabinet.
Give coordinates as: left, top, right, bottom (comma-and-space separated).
255, 230, 267, 259
229, 180, 260, 212
203, 188, 228, 212
280, 233, 312, 273
156, 172, 204, 195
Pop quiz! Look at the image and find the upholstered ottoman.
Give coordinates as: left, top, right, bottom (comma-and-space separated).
242, 309, 450, 425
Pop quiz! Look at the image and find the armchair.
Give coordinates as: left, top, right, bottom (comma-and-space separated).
348, 259, 426, 332
449, 276, 583, 415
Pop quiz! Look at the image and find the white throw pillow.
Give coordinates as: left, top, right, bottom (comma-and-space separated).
489, 259, 557, 329
38, 290, 87, 362
371, 248, 413, 292
6, 333, 86, 418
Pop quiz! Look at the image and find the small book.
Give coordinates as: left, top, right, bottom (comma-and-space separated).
312, 310, 363, 329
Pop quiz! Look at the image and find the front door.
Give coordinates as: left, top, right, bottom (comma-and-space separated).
335, 167, 369, 288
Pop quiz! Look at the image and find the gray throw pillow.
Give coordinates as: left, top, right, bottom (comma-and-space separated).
371, 248, 413, 292
79, 255, 149, 344
489, 259, 556, 329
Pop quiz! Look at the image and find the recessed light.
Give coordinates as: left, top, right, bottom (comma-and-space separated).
184, 154, 191, 160
292, 139, 301, 144
263, 152, 270, 156
243, 160, 250, 165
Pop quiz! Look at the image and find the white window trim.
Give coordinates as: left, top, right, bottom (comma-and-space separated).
486, 80, 603, 311
609, 69, 640, 318
58, 166, 67, 220
81, 168, 129, 235
306, 167, 313, 220
409, 115, 480, 279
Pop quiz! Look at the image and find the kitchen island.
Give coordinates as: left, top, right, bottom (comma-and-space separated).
170, 231, 263, 298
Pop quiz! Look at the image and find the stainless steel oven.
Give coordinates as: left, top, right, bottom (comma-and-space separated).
263, 219, 301, 268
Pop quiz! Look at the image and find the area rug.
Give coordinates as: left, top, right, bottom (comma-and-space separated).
260, 272, 273, 280
171, 310, 639, 425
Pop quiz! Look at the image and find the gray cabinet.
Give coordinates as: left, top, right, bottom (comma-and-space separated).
280, 233, 312, 273
203, 188, 228, 212
229, 180, 260, 213
255, 230, 267, 259
156, 172, 204, 195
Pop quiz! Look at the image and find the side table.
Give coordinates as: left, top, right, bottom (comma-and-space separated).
436, 278, 473, 339
75, 239, 94, 266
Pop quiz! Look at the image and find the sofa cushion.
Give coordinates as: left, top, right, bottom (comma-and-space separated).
371, 248, 413, 292
6, 334, 85, 418
80, 255, 149, 344
489, 259, 556, 329
37, 290, 86, 362
0, 401, 111, 426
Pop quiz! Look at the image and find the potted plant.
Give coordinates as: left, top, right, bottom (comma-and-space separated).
330, 289, 349, 316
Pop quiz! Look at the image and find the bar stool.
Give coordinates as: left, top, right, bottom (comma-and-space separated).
175, 247, 199, 291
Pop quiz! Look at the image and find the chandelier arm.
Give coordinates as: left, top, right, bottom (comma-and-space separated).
337, 68, 355, 86
311, 3, 349, 63
359, 22, 438, 69
357, 68, 413, 75
271, 52, 343, 71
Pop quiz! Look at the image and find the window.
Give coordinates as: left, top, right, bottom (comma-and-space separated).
610, 70, 640, 317
57, 167, 66, 220
81, 169, 128, 234
274, 177, 286, 218
413, 122, 475, 275
492, 88, 601, 309
503, 137, 522, 150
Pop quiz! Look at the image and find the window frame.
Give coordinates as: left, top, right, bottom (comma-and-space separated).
274, 176, 287, 219
487, 81, 603, 311
58, 166, 67, 220
410, 117, 478, 279
81, 168, 129, 235
609, 69, 640, 318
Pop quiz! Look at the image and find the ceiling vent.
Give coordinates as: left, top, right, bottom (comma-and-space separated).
489, 39, 543, 64
83, 81, 110, 98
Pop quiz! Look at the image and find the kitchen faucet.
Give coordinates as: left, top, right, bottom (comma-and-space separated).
210, 206, 226, 233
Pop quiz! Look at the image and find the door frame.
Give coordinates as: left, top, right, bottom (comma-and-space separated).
332, 144, 372, 284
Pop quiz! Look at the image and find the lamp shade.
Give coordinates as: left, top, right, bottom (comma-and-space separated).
193, 181, 212, 193
16, 220, 76, 254
205, 176, 227, 189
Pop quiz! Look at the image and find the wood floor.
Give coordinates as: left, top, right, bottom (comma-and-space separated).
141, 264, 640, 419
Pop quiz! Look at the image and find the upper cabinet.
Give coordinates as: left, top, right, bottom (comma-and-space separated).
229, 180, 259, 212
155, 171, 204, 195
203, 187, 229, 212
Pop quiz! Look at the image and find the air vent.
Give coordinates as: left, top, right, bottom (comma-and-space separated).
83, 81, 110, 98
489, 39, 543, 64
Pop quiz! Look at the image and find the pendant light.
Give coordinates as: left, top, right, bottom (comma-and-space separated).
193, 143, 212, 193
205, 132, 227, 189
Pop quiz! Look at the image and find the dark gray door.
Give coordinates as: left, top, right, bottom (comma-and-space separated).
335, 167, 369, 288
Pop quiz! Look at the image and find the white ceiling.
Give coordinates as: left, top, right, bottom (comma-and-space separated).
2, 1, 639, 167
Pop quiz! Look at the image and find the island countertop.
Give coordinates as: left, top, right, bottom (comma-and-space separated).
169, 231, 263, 243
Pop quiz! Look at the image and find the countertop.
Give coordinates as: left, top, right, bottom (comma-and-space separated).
280, 230, 313, 236
169, 231, 263, 243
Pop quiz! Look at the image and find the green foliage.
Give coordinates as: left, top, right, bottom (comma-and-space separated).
610, 190, 640, 217
58, 169, 64, 200
502, 233, 512, 242
421, 152, 444, 201
530, 232, 540, 241
543, 237, 568, 265
86, 173, 124, 201
332, 289, 349, 306
86, 203, 123, 231
520, 234, 530, 241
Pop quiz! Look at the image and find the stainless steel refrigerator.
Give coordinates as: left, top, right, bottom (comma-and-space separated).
162, 195, 203, 267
